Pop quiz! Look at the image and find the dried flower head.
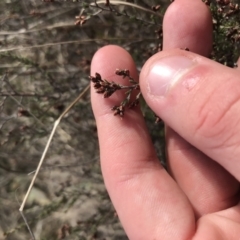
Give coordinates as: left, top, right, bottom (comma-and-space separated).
75, 15, 87, 26
90, 69, 161, 122
89, 73, 122, 98
151, 5, 161, 11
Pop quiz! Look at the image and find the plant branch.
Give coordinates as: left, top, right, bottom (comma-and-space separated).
91, 0, 162, 16
0, 37, 155, 53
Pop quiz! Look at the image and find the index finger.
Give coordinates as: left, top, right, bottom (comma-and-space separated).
91, 45, 195, 239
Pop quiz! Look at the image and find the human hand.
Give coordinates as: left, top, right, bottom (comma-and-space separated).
90, 0, 240, 239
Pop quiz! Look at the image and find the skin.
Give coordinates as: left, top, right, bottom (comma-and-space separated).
90, 0, 240, 239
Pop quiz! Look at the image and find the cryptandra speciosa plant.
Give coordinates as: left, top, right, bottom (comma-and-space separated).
19, 0, 240, 239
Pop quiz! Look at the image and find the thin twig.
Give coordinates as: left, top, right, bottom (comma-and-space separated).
20, 211, 36, 240
0, 38, 155, 53
19, 84, 90, 239
0, 92, 59, 98
91, 0, 162, 16
6, 93, 47, 131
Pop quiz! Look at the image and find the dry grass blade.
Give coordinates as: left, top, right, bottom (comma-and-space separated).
19, 84, 90, 240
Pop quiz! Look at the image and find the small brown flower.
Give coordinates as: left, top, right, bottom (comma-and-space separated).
18, 108, 31, 117
155, 116, 162, 124
128, 99, 139, 108
151, 5, 161, 11
75, 15, 87, 26
112, 105, 125, 117
96, 88, 105, 94
93, 82, 102, 89
115, 69, 130, 78
95, 72, 102, 80
103, 89, 115, 98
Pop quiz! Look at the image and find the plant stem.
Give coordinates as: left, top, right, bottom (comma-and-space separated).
91, 0, 162, 16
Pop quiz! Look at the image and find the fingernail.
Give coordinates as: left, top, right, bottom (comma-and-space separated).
147, 56, 195, 96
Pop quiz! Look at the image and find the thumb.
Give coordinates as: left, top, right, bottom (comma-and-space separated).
140, 49, 240, 181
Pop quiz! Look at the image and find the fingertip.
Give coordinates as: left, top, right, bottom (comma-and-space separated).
90, 45, 138, 117
91, 45, 137, 79
163, 0, 213, 56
